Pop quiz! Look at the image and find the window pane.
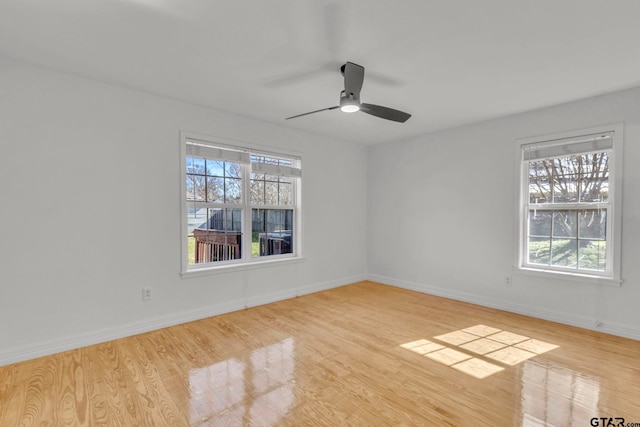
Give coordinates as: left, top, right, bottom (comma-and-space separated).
279, 182, 293, 205
225, 178, 242, 203
187, 174, 206, 201
550, 239, 577, 267
186, 206, 208, 234
552, 211, 576, 238
228, 208, 242, 231
529, 211, 552, 237
187, 234, 195, 265
578, 209, 606, 240
250, 175, 264, 204
265, 181, 278, 205
206, 160, 224, 177
552, 174, 578, 203
529, 161, 551, 203
206, 177, 224, 203
578, 240, 606, 271
252, 209, 293, 257
579, 153, 609, 202
582, 178, 608, 204
186, 174, 196, 201
192, 157, 205, 174
528, 236, 550, 265
225, 162, 241, 178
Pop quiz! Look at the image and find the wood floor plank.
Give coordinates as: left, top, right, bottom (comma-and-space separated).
1, 281, 639, 426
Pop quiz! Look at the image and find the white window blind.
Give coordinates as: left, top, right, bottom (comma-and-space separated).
186, 140, 251, 164
251, 162, 302, 177
523, 132, 613, 161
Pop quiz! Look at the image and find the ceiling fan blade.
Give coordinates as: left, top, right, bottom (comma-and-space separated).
286, 106, 339, 120
360, 103, 411, 123
343, 62, 364, 97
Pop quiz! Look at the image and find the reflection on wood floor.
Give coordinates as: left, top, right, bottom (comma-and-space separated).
1, 281, 639, 426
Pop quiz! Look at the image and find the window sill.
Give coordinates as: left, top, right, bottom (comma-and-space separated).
515, 267, 622, 287
181, 256, 305, 279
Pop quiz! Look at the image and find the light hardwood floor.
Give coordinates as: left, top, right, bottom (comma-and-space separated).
1, 281, 639, 426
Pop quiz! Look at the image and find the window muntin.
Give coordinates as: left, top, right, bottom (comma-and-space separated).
519, 129, 620, 281
183, 136, 301, 272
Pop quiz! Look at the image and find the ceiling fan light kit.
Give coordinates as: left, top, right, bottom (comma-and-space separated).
286, 62, 411, 123
339, 91, 360, 112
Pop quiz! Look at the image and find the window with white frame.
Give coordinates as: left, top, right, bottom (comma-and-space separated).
182, 134, 301, 273
517, 126, 622, 283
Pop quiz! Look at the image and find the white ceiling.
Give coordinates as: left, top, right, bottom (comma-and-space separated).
2, 0, 640, 145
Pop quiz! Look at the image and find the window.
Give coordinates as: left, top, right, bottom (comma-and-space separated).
181, 133, 301, 274
516, 125, 623, 284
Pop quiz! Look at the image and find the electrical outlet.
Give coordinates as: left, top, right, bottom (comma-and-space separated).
142, 287, 152, 301
505, 276, 512, 286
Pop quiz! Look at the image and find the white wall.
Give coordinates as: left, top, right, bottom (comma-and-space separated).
368, 87, 640, 340
3, 55, 638, 367
0, 57, 368, 365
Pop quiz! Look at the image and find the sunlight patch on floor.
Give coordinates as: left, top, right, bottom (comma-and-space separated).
400, 324, 559, 379
425, 347, 472, 366
399, 339, 445, 355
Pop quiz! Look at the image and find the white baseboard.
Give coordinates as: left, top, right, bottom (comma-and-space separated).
368, 274, 640, 341
245, 274, 367, 308
0, 274, 365, 367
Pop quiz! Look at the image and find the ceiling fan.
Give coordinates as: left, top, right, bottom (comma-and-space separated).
285, 62, 411, 123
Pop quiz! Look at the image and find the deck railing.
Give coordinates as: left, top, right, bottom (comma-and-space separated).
193, 229, 241, 263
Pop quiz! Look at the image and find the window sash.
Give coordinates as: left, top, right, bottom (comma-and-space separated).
523, 206, 610, 273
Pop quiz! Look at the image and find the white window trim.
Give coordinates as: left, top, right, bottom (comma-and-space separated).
513, 124, 623, 287
180, 131, 303, 277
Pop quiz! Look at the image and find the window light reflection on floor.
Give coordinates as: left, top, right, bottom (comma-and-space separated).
400, 324, 559, 379
189, 337, 295, 425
